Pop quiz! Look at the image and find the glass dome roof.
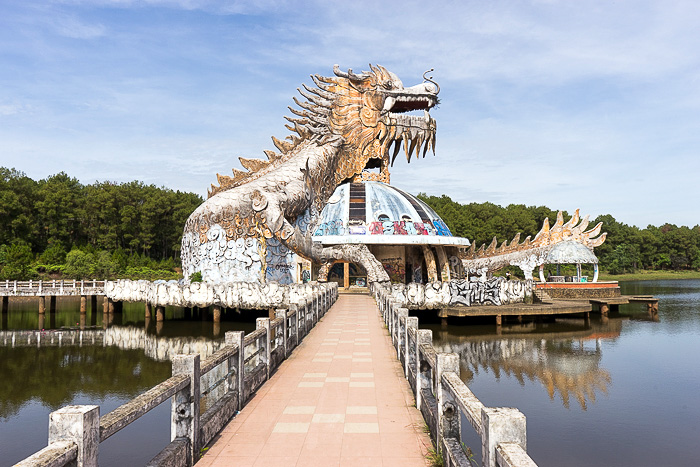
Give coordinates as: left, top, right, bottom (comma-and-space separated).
311, 181, 470, 246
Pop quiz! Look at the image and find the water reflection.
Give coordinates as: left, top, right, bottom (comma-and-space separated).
428, 318, 631, 410
0, 298, 260, 466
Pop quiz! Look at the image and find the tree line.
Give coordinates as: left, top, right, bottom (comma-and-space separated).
1, 167, 697, 279
0, 167, 202, 280
418, 194, 700, 274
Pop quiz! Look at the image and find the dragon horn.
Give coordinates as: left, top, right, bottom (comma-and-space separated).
333, 64, 369, 81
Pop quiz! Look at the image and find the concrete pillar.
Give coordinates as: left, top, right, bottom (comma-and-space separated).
436, 353, 460, 454
80, 313, 86, 330
496, 314, 502, 326
107, 299, 115, 314
80, 295, 87, 314
212, 305, 222, 323
415, 328, 433, 411
39, 296, 46, 315
145, 302, 152, 320
156, 306, 165, 322
171, 354, 200, 463
343, 262, 350, 289
49, 405, 100, 467
225, 331, 246, 409
256, 317, 271, 380
38, 313, 45, 330
481, 407, 527, 467
435, 246, 451, 282
421, 245, 439, 282
103, 296, 108, 315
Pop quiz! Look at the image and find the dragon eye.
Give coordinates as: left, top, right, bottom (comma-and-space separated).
384, 81, 394, 90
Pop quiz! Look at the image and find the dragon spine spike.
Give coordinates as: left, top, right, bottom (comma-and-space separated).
589, 232, 607, 248
553, 211, 564, 230
574, 215, 590, 235
584, 222, 603, 239
511, 232, 521, 246
302, 82, 335, 101
271, 136, 293, 153
239, 157, 269, 173
486, 236, 498, 255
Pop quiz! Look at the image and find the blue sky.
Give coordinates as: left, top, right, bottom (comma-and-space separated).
1, 0, 699, 229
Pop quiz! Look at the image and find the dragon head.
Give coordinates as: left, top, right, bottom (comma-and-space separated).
288, 64, 440, 183
209, 64, 440, 197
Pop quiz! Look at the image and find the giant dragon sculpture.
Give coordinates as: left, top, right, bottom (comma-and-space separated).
181, 64, 606, 286
181, 64, 439, 284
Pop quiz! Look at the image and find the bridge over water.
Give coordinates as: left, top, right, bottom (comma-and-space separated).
14, 286, 538, 467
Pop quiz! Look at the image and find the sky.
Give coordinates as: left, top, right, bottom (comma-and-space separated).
1, 0, 699, 229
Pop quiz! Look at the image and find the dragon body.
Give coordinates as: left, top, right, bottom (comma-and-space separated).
181, 63, 606, 286
181, 65, 439, 284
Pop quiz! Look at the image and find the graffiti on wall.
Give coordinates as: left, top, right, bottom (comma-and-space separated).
313, 220, 345, 236
368, 220, 430, 236
447, 277, 524, 306
381, 257, 405, 283
432, 219, 452, 236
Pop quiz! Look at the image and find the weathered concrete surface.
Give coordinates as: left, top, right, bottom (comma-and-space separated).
104, 279, 330, 309
13, 440, 77, 467
48, 405, 99, 467
100, 374, 188, 441
146, 438, 191, 467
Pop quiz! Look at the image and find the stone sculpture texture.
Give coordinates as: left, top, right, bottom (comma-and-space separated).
181, 64, 439, 284
181, 64, 606, 287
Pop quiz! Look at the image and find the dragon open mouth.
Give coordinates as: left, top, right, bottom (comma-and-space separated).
382, 92, 438, 164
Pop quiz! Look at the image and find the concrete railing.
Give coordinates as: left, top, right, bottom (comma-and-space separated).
371, 283, 537, 467
0, 279, 106, 296
15, 283, 338, 467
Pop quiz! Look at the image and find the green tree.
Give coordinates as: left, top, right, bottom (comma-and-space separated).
63, 249, 95, 279
0, 241, 34, 279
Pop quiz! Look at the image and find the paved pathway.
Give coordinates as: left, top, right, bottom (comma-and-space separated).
199, 293, 432, 467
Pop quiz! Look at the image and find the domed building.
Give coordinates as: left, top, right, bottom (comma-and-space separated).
294, 181, 471, 288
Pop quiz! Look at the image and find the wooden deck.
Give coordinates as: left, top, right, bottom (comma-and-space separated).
199, 294, 432, 467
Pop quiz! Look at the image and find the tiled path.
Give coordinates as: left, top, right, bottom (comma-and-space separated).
199, 294, 432, 467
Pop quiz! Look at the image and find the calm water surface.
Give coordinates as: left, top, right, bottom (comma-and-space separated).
428, 280, 700, 466
0, 298, 257, 467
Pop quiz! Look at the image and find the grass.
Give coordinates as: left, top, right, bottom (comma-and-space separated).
598, 269, 700, 282
426, 446, 444, 467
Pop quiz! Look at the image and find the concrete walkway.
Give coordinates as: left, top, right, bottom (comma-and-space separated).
199, 294, 432, 467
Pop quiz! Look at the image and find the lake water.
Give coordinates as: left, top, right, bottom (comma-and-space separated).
0, 298, 258, 466
428, 280, 700, 466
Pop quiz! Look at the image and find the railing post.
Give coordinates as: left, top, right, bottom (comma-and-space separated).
256, 318, 271, 380
13, 280, 17, 294
225, 331, 245, 410
60, 280, 64, 295
415, 329, 432, 410
48, 405, 100, 467
397, 308, 408, 359
481, 407, 527, 467
405, 316, 419, 378
276, 309, 288, 357
38, 280, 43, 294
171, 354, 200, 463
436, 353, 460, 456
80, 280, 84, 295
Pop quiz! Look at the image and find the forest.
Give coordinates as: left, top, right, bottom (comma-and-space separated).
1, 167, 698, 280
0, 167, 202, 280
